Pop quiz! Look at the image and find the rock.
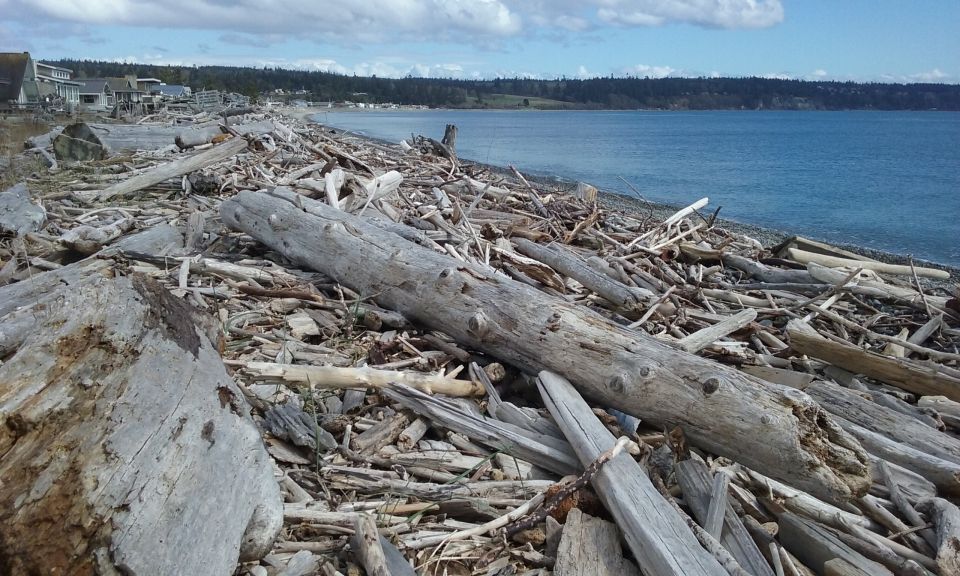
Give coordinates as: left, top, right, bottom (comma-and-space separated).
53, 122, 107, 162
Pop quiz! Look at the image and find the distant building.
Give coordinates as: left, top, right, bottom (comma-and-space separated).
152, 84, 191, 99
77, 77, 144, 110
137, 77, 163, 92
0, 52, 80, 109
35, 61, 81, 105
79, 79, 111, 109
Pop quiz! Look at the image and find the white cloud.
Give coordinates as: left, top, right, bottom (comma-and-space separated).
620, 64, 678, 78
576, 64, 595, 78
908, 68, 948, 82
594, 0, 783, 29
811, 68, 827, 77
2, 0, 784, 50
2, 0, 523, 43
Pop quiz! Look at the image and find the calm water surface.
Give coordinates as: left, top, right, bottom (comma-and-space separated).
316, 110, 960, 266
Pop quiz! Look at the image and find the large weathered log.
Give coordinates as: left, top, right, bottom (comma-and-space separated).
221, 187, 871, 503
98, 136, 248, 201
787, 319, 960, 401
0, 271, 281, 575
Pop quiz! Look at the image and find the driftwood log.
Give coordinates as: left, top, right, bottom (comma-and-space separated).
0, 268, 281, 575
221, 187, 871, 503
538, 371, 726, 576
98, 136, 248, 201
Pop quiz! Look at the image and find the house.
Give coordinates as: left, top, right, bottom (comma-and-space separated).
35, 61, 81, 106
0, 52, 34, 106
0, 52, 80, 109
79, 79, 111, 110
137, 77, 163, 92
77, 77, 144, 110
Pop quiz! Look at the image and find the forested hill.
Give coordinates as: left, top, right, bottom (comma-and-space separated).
49, 59, 960, 111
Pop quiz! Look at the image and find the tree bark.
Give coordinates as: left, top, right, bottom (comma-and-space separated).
0, 270, 281, 575
221, 187, 871, 503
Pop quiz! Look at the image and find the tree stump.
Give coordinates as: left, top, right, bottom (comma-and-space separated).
0, 269, 281, 575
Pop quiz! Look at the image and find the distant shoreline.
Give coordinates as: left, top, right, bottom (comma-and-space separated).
292, 106, 958, 283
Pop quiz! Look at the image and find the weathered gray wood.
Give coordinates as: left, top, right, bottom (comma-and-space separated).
351, 514, 389, 576
806, 380, 960, 466
679, 309, 757, 353
777, 513, 892, 576
555, 509, 641, 576
675, 459, 774, 576
917, 498, 960, 576
0, 272, 281, 575
788, 320, 960, 400
538, 371, 727, 576
513, 237, 653, 310
221, 188, 872, 503
836, 416, 960, 496
722, 253, 817, 284
0, 182, 45, 236
920, 395, 960, 430
113, 222, 185, 255
99, 136, 248, 201
383, 384, 579, 476
176, 120, 277, 149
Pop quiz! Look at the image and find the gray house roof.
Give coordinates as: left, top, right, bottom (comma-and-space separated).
79, 77, 143, 94
0, 52, 30, 102
152, 84, 188, 97
79, 79, 110, 95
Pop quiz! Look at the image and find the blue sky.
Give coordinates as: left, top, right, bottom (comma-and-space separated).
1, 0, 957, 82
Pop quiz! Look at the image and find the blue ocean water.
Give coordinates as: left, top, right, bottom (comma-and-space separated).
315, 110, 960, 266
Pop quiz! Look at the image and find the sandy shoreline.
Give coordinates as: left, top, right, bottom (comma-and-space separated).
289, 106, 959, 283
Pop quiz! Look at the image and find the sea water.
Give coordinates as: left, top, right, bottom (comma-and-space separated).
316, 109, 960, 266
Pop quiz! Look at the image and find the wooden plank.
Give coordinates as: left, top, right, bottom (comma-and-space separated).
538, 371, 727, 576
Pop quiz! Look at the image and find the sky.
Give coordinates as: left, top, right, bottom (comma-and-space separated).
1, 0, 957, 83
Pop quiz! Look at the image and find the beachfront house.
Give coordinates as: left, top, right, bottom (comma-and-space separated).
79, 79, 111, 110
34, 61, 81, 107
0, 51, 80, 109
78, 77, 144, 110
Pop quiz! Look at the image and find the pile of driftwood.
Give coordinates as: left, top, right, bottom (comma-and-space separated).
1, 107, 959, 576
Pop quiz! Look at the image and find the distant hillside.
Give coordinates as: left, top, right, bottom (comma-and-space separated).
48, 59, 960, 111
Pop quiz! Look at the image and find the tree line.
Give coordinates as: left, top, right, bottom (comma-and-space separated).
49, 59, 960, 111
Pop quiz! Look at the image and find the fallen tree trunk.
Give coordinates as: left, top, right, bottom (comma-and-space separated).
787, 319, 960, 401
0, 270, 281, 575
98, 136, 248, 201
221, 188, 871, 503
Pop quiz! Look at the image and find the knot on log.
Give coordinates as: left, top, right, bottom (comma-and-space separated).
701, 377, 722, 396
437, 267, 457, 284
608, 373, 629, 393
468, 311, 492, 340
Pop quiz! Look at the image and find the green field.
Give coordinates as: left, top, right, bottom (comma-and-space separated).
468, 93, 572, 109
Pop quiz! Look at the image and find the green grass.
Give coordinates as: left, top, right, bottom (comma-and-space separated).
470, 93, 572, 109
